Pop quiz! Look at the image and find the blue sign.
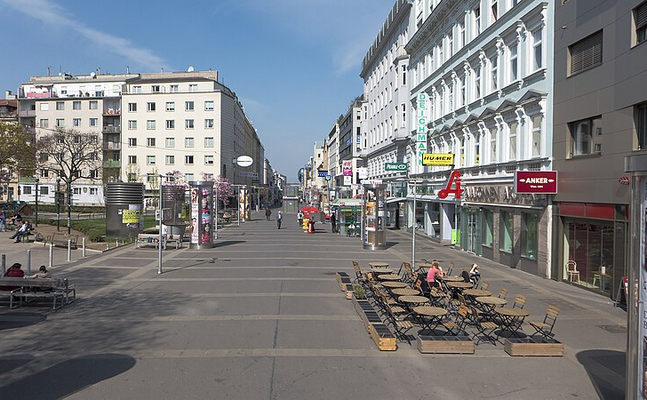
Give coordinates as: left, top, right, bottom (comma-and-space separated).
317, 170, 328, 177
325, 174, 331, 181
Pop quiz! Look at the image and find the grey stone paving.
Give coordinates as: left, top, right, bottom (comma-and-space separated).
0, 212, 626, 399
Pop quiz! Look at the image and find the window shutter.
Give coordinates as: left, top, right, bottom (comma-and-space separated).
637, 2, 647, 29
570, 30, 603, 74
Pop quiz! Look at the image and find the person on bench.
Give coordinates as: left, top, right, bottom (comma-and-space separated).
9, 221, 30, 243
27, 266, 53, 291
1, 263, 24, 290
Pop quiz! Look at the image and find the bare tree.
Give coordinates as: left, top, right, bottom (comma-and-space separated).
36, 127, 102, 233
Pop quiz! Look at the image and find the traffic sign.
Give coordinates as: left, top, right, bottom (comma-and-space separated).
325, 174, 331, 181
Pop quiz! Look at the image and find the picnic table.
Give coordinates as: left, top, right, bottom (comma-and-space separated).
0, 277, 75, 310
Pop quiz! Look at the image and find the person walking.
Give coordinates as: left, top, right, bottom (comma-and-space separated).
276, 210, 283, 229
297, 211, 304, 227
265, 207, 272, 221
330, 212, 337, 233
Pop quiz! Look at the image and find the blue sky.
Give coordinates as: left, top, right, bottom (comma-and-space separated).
0, 0, 396, 181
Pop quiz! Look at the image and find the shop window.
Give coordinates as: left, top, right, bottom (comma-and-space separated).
499, 211, 513, 253
521, 213, 538, 260
484, 209, 493, 246
565, 221, 615, 293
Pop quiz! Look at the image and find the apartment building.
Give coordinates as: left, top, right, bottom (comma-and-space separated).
337, 96, 365, 198
407, 0, 554, 276
360, 0, 413, 228
18, 73, 136, 206
325, 120, 339, 204
121, 72, 264, 191
551, 0, 647, 297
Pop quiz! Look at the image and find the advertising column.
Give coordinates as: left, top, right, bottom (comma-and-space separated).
190, 181, 214, 249
362, 183, 386, 250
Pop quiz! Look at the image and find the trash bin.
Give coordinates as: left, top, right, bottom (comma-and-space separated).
308, 220, 315, 234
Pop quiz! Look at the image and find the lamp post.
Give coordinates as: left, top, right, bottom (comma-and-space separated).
56, 178, 61, 231
67, 183, 72, 235
158, 174, 163, 275
34, 177, 39, 227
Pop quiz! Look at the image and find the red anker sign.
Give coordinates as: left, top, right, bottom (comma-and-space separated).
514, 171, 558, 194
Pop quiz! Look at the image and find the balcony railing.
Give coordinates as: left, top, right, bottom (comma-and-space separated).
102, 126, 121, 134
103, 160, 121, 168
103, 108, 121, 116
103, 142, 121, 151
18, 110, 36, 117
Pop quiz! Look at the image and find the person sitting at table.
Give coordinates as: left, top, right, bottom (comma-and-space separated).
461, 269, 471, 283
28, 265, 51, 279
1, 262, 24, 290
426, 261, 443, 288
469, 263, 481, 286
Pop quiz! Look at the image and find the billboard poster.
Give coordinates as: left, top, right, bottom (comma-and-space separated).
342, 160, 352, 176
191, 188, 199, 244
642, 180, 647, 397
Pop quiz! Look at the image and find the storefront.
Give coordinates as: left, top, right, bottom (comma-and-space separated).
331, 198, 363, 236
553, 202, 627, 298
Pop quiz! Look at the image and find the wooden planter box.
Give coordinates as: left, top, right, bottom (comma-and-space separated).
504, 337, 564, 357
417, 335, 474, 354
352, 297, 381, 331
369, 323, 397, 351
335, 271, 349, 284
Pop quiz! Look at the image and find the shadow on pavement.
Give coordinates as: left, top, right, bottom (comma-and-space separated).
0, 354, 35, 375
577, 349, 625, 400
213, 240, 246, 248
0, 312, 47, 331
0, 354, 135, 399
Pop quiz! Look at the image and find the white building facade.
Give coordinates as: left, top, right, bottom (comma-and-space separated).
407, 0, 554, 275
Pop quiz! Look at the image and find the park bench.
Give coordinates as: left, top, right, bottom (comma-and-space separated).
19, 230, 43, 243
0, 277, 76, 310
136, 233, 168, 249
43, 233, 78, 249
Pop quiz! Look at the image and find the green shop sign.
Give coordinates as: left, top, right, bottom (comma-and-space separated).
385, 163, 408, 172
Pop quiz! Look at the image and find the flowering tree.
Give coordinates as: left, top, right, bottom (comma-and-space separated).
200, 173, 233, 208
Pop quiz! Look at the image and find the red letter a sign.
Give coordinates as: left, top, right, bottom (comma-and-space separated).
438, 170, 463, 199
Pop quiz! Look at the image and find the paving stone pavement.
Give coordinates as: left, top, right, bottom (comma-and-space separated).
0, 211, 626, 399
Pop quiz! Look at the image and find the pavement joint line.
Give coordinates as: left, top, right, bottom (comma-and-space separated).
149, 315, 361, 322
131, 277, 336, 282
189, 292, 342, 298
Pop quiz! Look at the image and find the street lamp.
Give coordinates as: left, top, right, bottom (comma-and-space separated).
34, 177, 39, 227
158, 174, 163, 275
56, 177, 61, 231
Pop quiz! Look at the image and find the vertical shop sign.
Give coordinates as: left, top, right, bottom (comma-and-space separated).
417, 93, 428, 167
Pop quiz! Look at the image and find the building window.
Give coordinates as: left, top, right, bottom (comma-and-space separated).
147, 174, 156, 183
491, 0, 498, 23
532, 28, 543, 71
204, 137, 214, 148
500, 211, 513, 253
56, 119, 64, 127
636, 102, 647, 150
146, 155, 156, 165
509, 43, 518, 82
89, 187, 98, 195
401, 65, 406, 86
205, 119, 214, 129
185, 119, 194, 129
128, 120, 137, 130
151, 85, 160, 93
147, 138, 156, 147
40, 119, 49, 128
73, 101, 81, 110
569, 30, 603, 76
89, 118, 98, 127
170, 85, 179, 93
166, 137, 175, 148
128, 138, 137, 147
189, 84, 198, 92
185, 101, 194, 111
204, 155, 214, 165
166, 120, 175, 129
490, 127, 497, 163
89, 101, 98, 110
205, 101, 214, 111
128, 155, 137, 164
484, 209, 493, 247
509, 121, 517, 160
166, 102, 175, 111
128, 103, 137, 112
56, 101, 64, 110
185, 155, 194, 165
635, 1, 647, 45
474, 65, 482, 99
532, 115, 542, 157
570, 116, 602, 156
73, 118, 81, 127
147, 120, 156, 130
166, 155, 175, 165
185, 173, 194, 182
90, 169, 99, 179
147, 102, 156, 112
185, 137, 194, 148
40, 169, 48, 178
521, 213, 538, 260
39, 103, 49, 111
23, 186, 32, 195
490, 55, 498, 91
474, 7, 481, 36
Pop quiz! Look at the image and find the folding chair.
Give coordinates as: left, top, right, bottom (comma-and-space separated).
352, 261, 368, 285
497, 287, 508, 299
529, 305, 561, 339
385, 304, 414, 344
512, 294, 527, 309
446, 262, 455, 277
470, 306, 498, 345
479, 281, 490, 291
442, 305, 469, 336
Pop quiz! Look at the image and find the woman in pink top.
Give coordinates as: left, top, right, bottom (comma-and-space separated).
426, 261, 443, 287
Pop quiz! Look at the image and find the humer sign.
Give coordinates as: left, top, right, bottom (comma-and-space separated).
416, 93, 428, 167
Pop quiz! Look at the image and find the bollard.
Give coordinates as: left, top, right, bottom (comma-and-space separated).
115, 240, 118, 248
82, 237, 86, 257
48, 244, 53, 268
1, 254, 5, 275
67, 239, 72, 261
26, 249, 31, 275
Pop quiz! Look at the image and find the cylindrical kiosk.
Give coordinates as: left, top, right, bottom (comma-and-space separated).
105, 182, 144, 239
189, 181, 214, 249
362, 183, 386, 250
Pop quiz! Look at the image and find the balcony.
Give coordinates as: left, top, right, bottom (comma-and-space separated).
103, 142, 121, 151
18, 110, 36, 117
103, 160, 121, 168
103, 108, 121, 116
102, 125, 121, 134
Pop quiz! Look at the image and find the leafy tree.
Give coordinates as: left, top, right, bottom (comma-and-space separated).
0, 121, 36, 177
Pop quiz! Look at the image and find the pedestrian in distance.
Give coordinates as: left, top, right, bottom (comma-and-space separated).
297, 211, 304, 227
330, 212, 337, 233
265, 207, 272, 221
276, 210, 283, 229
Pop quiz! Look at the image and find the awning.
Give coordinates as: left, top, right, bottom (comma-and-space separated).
386, 197, 407, 204
332, 198, 363, 207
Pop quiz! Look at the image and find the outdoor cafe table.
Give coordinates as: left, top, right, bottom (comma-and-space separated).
413, 306, 448, 332
441, 276, 464, 282
398, 295, 430, 312
378, 274, 402, 281
368, 262, 390, 268
475, 296, 507, 317
495, 307, 529, 337
371, 267, 393, 274
391, 288, 420, 297
463, 289, 492, 298
381, 281, 408, 289
446, 281, 473, 289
